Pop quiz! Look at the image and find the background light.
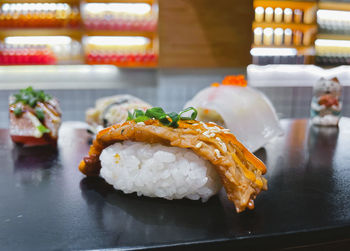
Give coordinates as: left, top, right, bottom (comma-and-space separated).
5, 36, 72, 46
250, 48, 297, 56
315, 39, 350, 48
1, 3, 70, 12
317, 9, 350, 22
84, 36, 149, 46
83, 3, 151, 15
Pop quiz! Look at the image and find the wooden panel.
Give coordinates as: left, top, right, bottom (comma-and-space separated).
252, 22, 317, 32
254, 0, 317, 9
84, 30, 156, 38
0, 28, 82, 40
158, 0, 253, 67
317, 34, 350, 40
319, 2, 350, 11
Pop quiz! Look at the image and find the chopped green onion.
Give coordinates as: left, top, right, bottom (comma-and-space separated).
23, 86, 33, 93
179, 107, 198, 120
134, 115, 150, 123
13, 107, 23, 117
37, 124, 50, 134
159, 117, 171, 126
127, 110, 147, 122
29, 97, 37, 107
12, 86, 51, 107
127, 111, 134, 121
35, 108, 45, 121
167, 112, 180, 128
127, 107, 198, 128
145, 107, 166, 119
134, 109, 145, 117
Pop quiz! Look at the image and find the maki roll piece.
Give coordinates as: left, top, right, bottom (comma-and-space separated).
9, 87, 61, 147
86, 95, 152, 133
79, 107, 267, 213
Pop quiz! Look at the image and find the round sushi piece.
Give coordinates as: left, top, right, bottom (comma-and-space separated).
86, 94, 152, 133
79, 107, 268, 213
184, 75, 283, 152
100, 141, 222, 202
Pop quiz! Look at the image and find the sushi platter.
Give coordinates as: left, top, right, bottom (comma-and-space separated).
1, 118, 350, 250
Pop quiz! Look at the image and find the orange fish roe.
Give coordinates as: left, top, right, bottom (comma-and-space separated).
222, 75, 248, 87
211, 82, 220, 87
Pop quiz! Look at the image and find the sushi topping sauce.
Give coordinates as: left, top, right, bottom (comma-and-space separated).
127, 107, 198, 128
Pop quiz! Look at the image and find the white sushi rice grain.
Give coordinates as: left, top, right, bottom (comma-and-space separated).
100, 141, 222, 202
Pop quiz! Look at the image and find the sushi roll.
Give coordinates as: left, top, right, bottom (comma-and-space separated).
79, 107, 267, 213
9, 87, 61, 146
185, 75, 282, 152
86, 95, 152, 133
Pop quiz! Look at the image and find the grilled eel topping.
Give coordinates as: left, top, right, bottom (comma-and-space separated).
79, 119, 267, 213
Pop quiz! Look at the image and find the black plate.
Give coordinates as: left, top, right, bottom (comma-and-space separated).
0, 119, 350, 250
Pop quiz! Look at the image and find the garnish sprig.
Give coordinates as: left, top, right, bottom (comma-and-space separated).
13, 86, 51, 108
127, 107, 198, 128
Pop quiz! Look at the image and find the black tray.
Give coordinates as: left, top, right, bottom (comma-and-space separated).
1, 119, 350, 250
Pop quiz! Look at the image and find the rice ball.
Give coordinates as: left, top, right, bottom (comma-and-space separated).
99, 141, 222, 202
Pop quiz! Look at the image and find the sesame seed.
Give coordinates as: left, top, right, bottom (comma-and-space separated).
203, 131, 210, 137
195, 142, 203, 148
216, 137, 227, 152
200, 121, 209, 129
214, 149, 222, 158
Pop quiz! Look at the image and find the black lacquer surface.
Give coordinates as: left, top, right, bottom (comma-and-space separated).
1, 119, 350, 250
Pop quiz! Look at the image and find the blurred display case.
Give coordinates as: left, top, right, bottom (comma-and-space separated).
81, 1, 157, 32
252, 0, 318, 65
252, 0, 350, 66
0, 2, 80, 28
83, 35, 157, 67
0, 35, 81, 65
0, 44, 56, 65
81, 0, 158, 67
316, 1, 350, 65
0, 0, 158, 67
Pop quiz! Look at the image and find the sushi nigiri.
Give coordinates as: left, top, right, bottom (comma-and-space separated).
86, 94, 152, 133
185, 75, 282, 152
79, 107, 267, 213
9, 87, 61, 146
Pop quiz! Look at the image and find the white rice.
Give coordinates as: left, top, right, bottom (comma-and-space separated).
100, 141, 222, 202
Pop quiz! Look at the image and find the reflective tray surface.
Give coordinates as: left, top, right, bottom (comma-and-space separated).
0, 119, 350, 250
